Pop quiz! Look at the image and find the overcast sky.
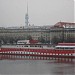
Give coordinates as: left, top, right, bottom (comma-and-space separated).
0, 0, 74, 27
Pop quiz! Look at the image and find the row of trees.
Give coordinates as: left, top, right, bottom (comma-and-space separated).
0, 35, 50, 45
0, 35, 36, 45
0, 34, 75, 45
0, 36, 26, 45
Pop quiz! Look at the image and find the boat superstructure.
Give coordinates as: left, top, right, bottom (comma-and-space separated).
0, 40, 75, 58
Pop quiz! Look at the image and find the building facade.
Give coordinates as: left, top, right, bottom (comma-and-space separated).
51, 22, 75, 43
0, 27, 50, 44
0, 22, 75, 44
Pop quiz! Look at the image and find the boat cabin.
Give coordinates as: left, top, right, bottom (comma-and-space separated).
55, 43, 75, 50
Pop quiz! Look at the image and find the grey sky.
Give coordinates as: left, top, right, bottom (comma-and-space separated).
0, 0, 74, 27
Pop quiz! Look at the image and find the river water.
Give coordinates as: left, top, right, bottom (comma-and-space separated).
0, 56, 75, 75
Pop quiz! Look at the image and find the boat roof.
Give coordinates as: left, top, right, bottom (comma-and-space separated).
56, 46, 75, 48
16, 44, 51, 45
58, 43, 75, 46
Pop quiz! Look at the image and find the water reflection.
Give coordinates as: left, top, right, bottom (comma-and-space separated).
0, 55, 75, 75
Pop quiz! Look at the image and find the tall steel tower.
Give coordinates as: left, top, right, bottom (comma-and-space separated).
25, 2, 29, 27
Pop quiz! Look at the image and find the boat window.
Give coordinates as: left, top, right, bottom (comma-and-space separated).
37, 45, 39, 47
64, 47, 74, 49
66, 48, 74, 49
69, 48, 74, 49
58, 47, 74, 50
64, 47, 69, 49
30, 45, 34, 47
39, 45, 41, 47
56, 47, 64, 49
24, 45, 28, 47
56, 47, 60, 49
60, 47, 64, 49
40, 46, 42, 47
35, 45, 37, 47
26, 45, 28, 47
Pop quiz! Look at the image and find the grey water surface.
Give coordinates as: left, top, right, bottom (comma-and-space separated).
0, 58, 75, 75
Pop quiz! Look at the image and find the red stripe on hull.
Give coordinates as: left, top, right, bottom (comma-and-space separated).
0, 48, 75, 54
